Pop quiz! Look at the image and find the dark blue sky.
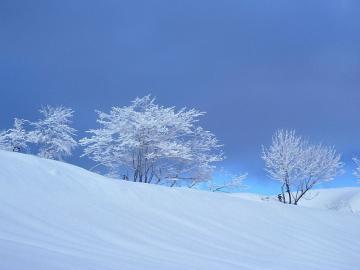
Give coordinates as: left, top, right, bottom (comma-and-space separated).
1, 0, 360, 193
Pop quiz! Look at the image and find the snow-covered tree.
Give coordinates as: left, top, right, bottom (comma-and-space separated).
6, 118, 29, 152
262, 130, 304, 204
0, 130, 11, 151
80, 95, 224, 186
0, 118, 29, 152
293, 144, 343, 204
262, 129, 343, 205
29, 106, 77, 160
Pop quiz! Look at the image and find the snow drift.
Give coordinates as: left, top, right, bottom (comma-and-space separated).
0, 150, 359, 270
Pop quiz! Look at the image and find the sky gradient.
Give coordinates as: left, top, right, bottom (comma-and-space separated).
1, 0, 360, 194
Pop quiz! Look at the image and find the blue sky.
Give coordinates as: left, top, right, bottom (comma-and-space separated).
1, 0, 360, 194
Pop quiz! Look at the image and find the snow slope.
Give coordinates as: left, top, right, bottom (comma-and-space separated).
232, 188, 360, 214
299, 187, 360, 213
0, 150, 359, 270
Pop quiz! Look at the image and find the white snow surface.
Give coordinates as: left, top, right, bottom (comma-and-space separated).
298, 187, 360, 213
232, 188, 360, 214
0, 150, 359, 270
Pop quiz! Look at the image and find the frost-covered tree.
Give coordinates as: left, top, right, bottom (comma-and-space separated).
262, 130, 304, 204
29, 106, 77, 160
6, 118, 29, 152
0, 130, 11, 151
0, 118, 29, 152
262, 129, 343, 205
293, 144, 343, 204
80, 95, 224, 186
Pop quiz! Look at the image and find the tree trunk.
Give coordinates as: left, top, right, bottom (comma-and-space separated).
286, 183, 292, 204
281, 183, 286, 204
284, 173, 292, 204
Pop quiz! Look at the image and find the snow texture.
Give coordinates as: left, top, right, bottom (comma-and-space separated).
0, 150, 359, 270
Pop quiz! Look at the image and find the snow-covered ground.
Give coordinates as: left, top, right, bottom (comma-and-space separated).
299, 187, 360, 213
232, 188, 360, 214
0, 150, 359, 270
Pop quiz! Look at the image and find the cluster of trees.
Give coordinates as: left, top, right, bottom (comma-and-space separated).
0, 96, 236, 189
0, 106, 77, 160
1, 95, 359, 204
